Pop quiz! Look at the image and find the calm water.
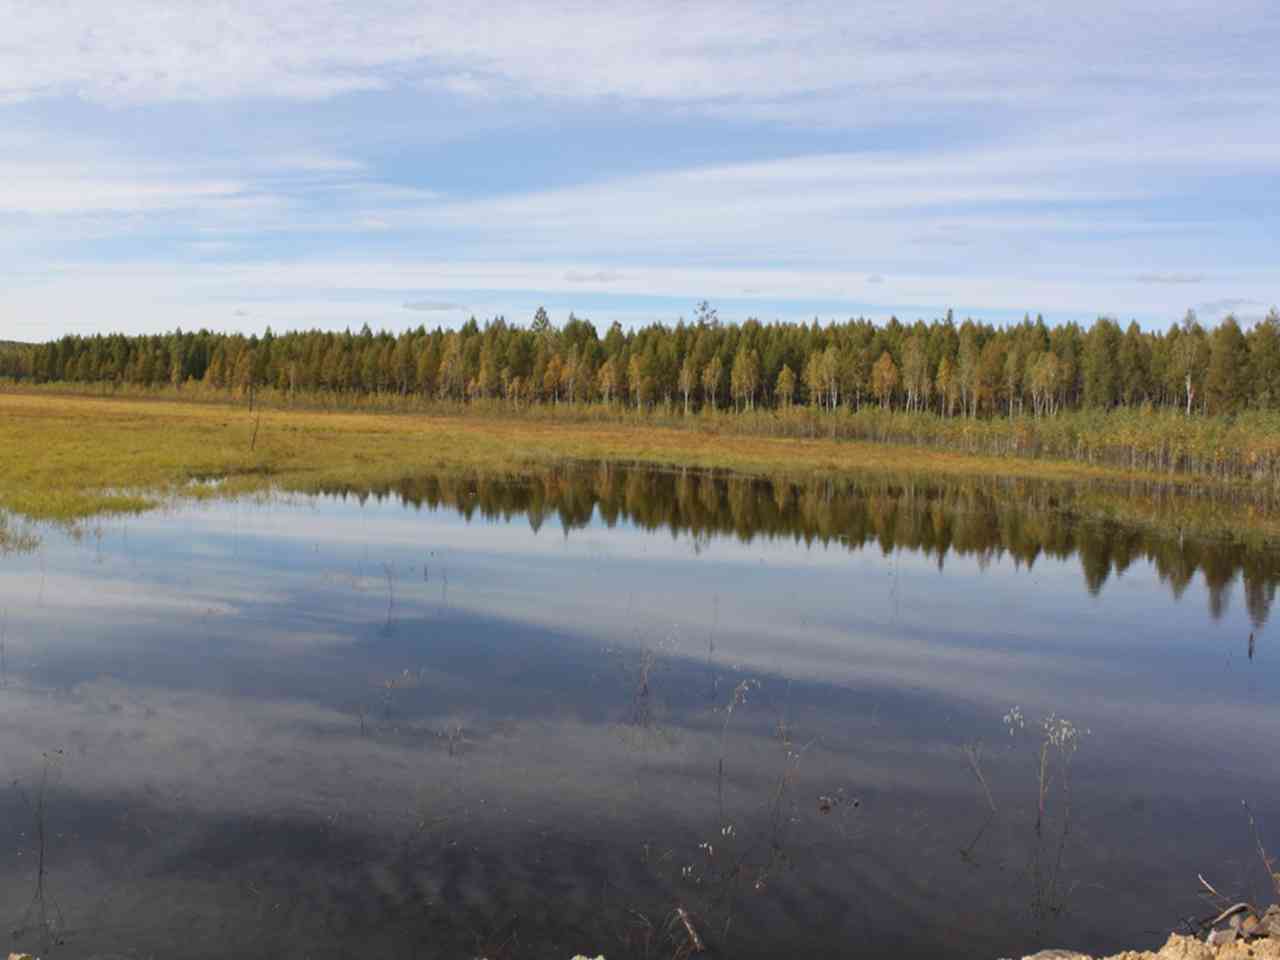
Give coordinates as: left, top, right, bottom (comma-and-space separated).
0, 466, 1277, 959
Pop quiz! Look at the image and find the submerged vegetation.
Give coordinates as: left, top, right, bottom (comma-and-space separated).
4, 304, 1280, 483
0, 514, 38, 554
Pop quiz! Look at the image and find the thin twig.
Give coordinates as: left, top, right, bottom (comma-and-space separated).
1244, 800, 1280, 899
675, 906, 705, 954
1198, 873, 1223, 900
963, 741, 997, 813
1209, 903, 1253, 927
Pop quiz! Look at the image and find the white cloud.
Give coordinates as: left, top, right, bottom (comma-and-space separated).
3, 256, 1277, 337
0, 166, 249, 215
0, 2, 1274, 330
0, 1, 1273, 113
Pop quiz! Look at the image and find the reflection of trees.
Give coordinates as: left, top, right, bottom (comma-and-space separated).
316, 465, 1280, 626
1243, 555, 1278, 630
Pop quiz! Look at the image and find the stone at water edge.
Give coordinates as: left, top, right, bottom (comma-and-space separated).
1262, 905, 1280, 937
1021, 951, 1092, 960
1205, 929, 1237, 947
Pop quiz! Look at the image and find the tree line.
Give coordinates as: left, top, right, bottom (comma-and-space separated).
3, 303, 1279, 417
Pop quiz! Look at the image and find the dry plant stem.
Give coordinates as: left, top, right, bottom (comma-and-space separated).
675, 907, 705, 954
1198, 873, 1223, 900
716, 680, 755, 827
13, 750, 65, 954
632, 648, 656, 728
705, 730, 813, 947
1243, 800, 1280, 899
960, 810, 995, 867
1209, 903, 1254, 927
963, 741, 997, 813
1030, 754, 1076, 939
1037, 741, 1052, 831
1197, 873, 1234, 918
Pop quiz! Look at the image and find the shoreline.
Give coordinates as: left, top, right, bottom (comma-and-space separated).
2, 389, 1279, 548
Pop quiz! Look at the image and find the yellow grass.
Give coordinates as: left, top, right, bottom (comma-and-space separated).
0, 390, 1268, 528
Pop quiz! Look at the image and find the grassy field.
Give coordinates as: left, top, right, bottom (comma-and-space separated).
1, 390, 1277, 544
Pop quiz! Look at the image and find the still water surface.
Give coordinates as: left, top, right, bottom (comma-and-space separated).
0, 466, 1277, 959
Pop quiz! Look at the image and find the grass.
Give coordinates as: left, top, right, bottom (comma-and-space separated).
2, 390, 1280, 551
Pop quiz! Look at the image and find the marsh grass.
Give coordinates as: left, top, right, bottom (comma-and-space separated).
13, 377, 1280, 486
659, 696, 829, 957
6, 391, 1279, 541
629, 674, 823, 956
1003, 706, 1090, 938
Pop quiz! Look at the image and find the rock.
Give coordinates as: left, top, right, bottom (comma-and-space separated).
1019, 920, 1280, 960
1260, 904, 1280, 937
1154, 934, 1214, 960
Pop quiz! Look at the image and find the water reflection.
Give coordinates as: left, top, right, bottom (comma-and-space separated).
320, 464, 1280, 627
0, 465, 1276, 959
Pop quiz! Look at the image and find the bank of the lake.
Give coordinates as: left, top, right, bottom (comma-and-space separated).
2, 391, 1280, 548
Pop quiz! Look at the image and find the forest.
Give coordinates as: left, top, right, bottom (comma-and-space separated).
4, 304, 1280, 482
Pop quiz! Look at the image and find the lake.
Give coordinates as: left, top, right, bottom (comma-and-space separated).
0, 465, 1277, 959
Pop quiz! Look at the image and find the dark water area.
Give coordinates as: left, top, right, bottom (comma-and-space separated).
1, 465, 1278, 959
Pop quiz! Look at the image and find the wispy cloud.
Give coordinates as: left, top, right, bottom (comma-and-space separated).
1136, 272, 1205, 285
403, 299, 464, 312
1193, 298, 1276, 325
564, 270, 622, 284
1, 1, 1274, 114
0, 1, 1275, 334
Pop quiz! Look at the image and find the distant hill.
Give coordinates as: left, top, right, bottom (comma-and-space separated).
0, 341, 27, 349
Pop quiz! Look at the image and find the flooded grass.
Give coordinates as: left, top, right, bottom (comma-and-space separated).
0, 515, 39, 555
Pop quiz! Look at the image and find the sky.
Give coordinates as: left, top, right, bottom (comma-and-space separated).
1, 1, 1277, 339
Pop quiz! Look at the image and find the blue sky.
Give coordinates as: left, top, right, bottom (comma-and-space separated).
1, 0, 1277, 338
